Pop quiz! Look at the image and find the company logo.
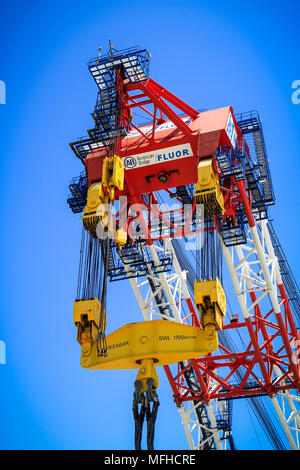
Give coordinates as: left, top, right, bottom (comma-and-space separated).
124, 144, 193, 171
157, 148, 190, 162
124, 156, 137, 168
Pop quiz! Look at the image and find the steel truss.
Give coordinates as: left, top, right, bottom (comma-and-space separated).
125, 238, 234, 450
271, 389, 300, 449
166, 216, 299, 448
124, 202, 300, 449
69, 46, 300, 450
221, 216, 300, 449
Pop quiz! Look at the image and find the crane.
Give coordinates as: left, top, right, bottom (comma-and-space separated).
67, 44, 300, 450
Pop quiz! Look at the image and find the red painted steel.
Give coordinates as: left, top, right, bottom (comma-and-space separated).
83, 74, 299, 409
85, 75, 242, 198
163, 182, 300, 405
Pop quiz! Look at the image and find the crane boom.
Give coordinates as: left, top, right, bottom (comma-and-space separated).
67, 44, 300, 450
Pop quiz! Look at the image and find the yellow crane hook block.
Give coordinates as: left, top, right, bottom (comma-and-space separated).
73, 298, 107, 345
82, 156, 124, 238
194, 277, 226, 331
194, 158, 224, 218
102, 155, 125, 202
77, 319, 218, 371
82, 182, 111, 237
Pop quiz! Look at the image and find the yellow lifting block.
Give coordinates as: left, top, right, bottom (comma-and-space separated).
82, 182, 112, 237
78, 319, 218, 370
73, 298, 106, 345
135, 358, 159, 393
102, 155, 124, 201
83, 182, 108, 213
194, 277, 226, 330
194, 158, 224, 217
73, 298, 101, 325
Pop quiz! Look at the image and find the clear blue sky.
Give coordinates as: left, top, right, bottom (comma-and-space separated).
0, 0, 299, 450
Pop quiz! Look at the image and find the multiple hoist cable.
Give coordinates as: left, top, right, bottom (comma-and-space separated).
76, 56, 126, 357
76, 227, 104, 301
76, 227, 109, 356
197, 219, 223, 283
95, 62, 123, 355
96, 200, 115, 357
97, 237, 110, 356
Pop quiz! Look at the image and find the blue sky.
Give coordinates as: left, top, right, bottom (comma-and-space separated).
0, 0, 299, 450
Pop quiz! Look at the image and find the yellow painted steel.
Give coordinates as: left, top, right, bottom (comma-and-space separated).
136, 358, 160, 392
82, 182, 111, 236
194, 158, 224, 217
115, 228, 128, 246
77, 319, 218, 370
84, 181, 109, 213
194, 277, 226, 331
102, 155, 124, 202
73, 298, 102, 325
73, 298, 106, 345
82, 155, 124, 238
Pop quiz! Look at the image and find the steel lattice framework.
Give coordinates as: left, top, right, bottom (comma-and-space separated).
68, 45, 300, 450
